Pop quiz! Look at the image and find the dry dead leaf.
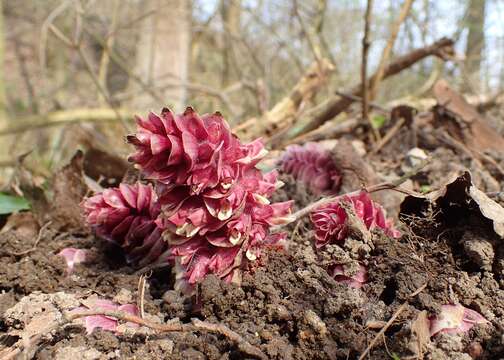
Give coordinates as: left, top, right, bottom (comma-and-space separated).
410, 310, 430, 358
400, 171, 504, 240
50, 150, 88, 230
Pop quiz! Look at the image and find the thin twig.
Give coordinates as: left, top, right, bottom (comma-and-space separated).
97, 0, 120, 106
7, 221, 52, 256
137, 272, 149, 319
358, 283, 427, 360
334, 91, 388, 113
369, 0, 415, 100
274, 158, 429, 230
372, 118, 406, 154
47, 24, 130, 133
293, 0, 322, 63
75, 45, 131, 133
361, 0, 380, 142
4, 308, 267, 360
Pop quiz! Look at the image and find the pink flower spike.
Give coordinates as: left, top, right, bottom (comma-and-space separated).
310, 191, 400, 247
127, 108, 245, 191
58, 248, 88, 273
82, 106, 293, 287
310, 202, 348, 247
280, 142, 342, 194
429, 304, 489, 337
82, 182, 168, 267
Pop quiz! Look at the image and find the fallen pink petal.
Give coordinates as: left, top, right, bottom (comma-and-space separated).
72, 299, 140, 335
329, 264, 368, 288
57, 248, 88, 273
429, 304, 489, 337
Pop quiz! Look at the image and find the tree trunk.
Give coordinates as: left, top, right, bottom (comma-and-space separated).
464, 0, 486, 92
130, 0, 191, 112
0, 1, 5, 120
0, 0, 9, 159
220, 0, 241, 86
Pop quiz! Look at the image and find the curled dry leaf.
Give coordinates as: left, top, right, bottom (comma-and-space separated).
400, 171, 504, 238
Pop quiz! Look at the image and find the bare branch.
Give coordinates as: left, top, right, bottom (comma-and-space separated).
369, 0, 415, 100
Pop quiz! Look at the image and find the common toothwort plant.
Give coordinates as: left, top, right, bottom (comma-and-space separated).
83, 107, 292, 291
309, 191, 400, 288
280, 142, 342, 194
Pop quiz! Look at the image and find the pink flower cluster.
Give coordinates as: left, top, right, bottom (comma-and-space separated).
83, 107, 292, 289
82, 182, 168, 267
311, 191, 400, 248
280, 142, 341, 194
310, 192, 399, 288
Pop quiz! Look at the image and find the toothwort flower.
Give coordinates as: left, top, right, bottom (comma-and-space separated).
82, 182, 168, 266
311, 191, 400, 248
280, 142, 341, 194
125, 107, 292, 289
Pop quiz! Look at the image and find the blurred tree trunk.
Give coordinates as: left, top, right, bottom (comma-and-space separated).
464, 0, 486, 92
0, 0, 9, 158
221, 0, 240, 86
131, 0, 191, 111
0, 0, 5, 119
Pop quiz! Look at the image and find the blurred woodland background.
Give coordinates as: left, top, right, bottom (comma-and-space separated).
0, 0, 502, 182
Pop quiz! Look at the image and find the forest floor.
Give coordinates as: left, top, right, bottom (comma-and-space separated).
0, 84, 504, 359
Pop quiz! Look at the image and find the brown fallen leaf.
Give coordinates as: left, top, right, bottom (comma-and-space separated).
433, 79, 504, 152
409, 310, 430, 359
400, 171, 504, 240
0, 212, 39, 239
50, 150, 88, 231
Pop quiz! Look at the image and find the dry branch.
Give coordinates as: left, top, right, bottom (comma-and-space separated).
270, 37, 454, 148
368, 0, 415, 100
234, 58, 334, 138
1, 308, 267, 360
361, 0, 375, 140
0, 108, 137, 137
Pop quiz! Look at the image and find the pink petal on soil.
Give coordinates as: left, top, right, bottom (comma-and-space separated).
330, 264, 367, 288
74, 300, 140, 334
84, 315, 118, 334
429, 304, 489, 337
57, 248, 87, 273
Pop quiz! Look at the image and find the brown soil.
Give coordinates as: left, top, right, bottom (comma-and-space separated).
0, 193, 503, 359
1, 122, 504, 359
